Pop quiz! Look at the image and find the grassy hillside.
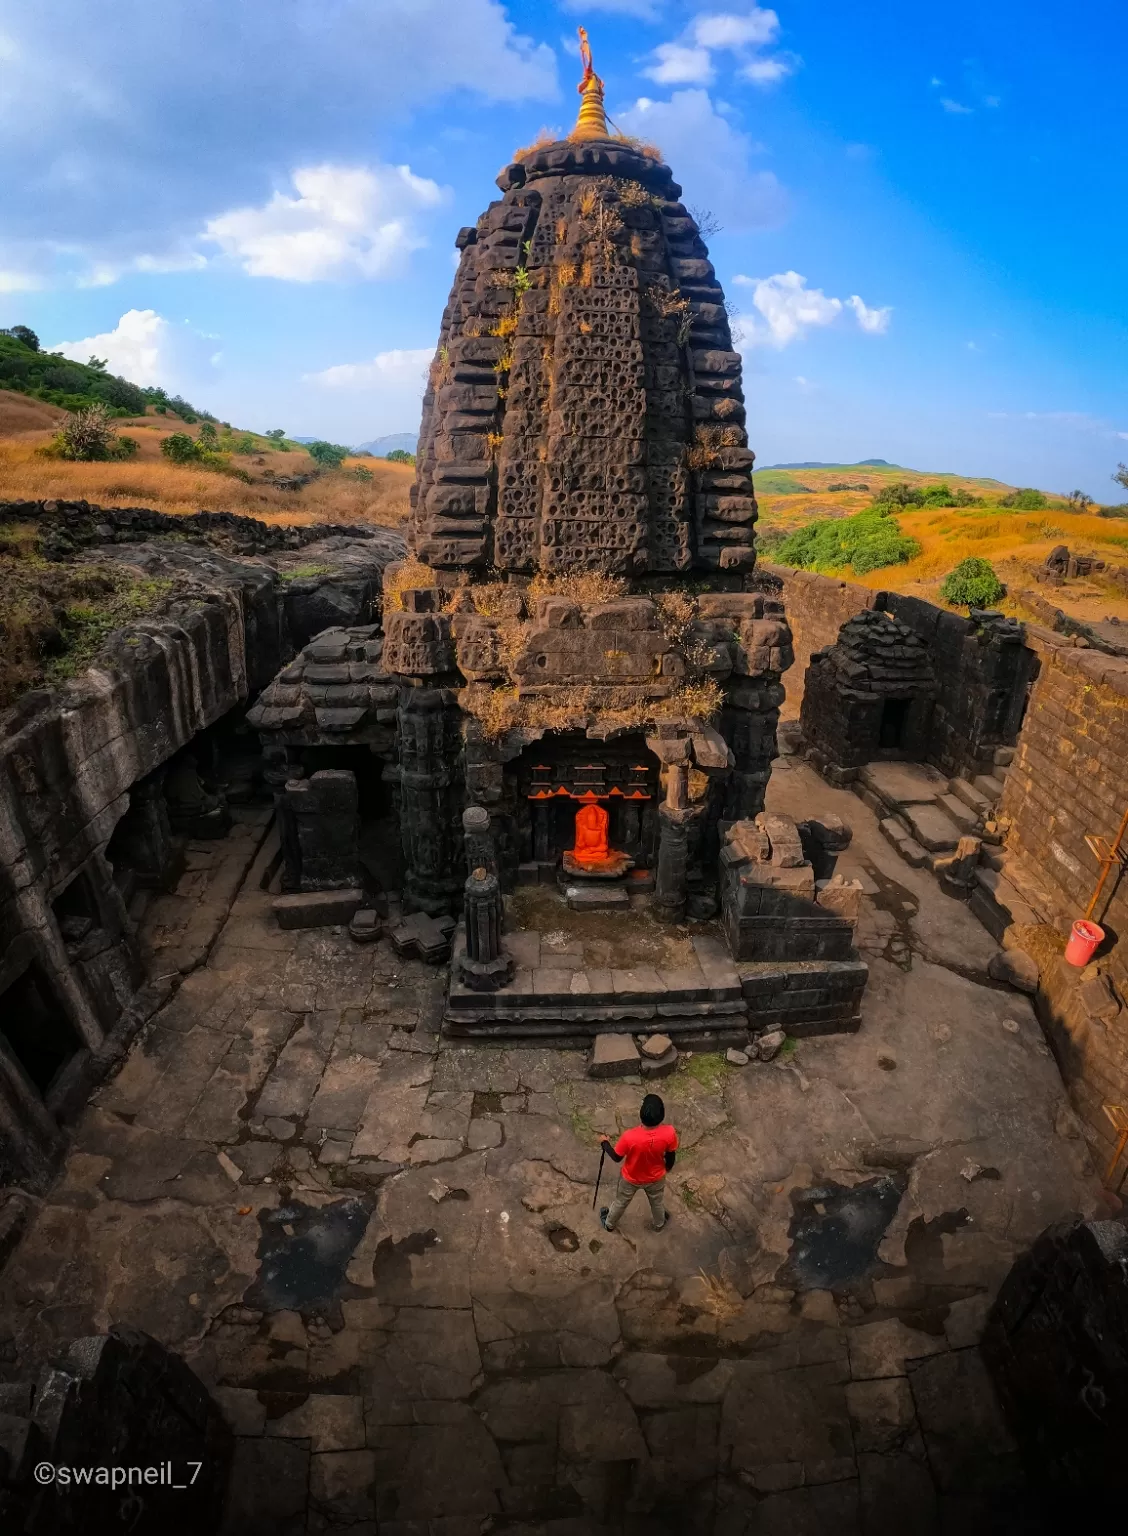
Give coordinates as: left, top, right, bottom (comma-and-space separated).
0, 388, 412, 529
0, 329, 214, 420
755, 460, 1128, 622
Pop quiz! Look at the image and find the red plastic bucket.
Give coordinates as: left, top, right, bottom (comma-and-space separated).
1064, 919, 1104, 967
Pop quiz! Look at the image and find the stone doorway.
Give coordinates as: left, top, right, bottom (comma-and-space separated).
0, 960, 85, 1101
878, 697, 911, 752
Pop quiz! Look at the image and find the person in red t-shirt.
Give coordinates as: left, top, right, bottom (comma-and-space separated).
598, 1093, 678, 1232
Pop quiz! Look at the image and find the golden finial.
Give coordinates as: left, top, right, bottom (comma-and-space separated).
572, 26, 608, 140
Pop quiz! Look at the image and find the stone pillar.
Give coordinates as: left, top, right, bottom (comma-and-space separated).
463, 806, 497, 877
531, 800, 552, 864
284, 770, 359, 891
397, 687, 464, 915
456, 868, 514, 991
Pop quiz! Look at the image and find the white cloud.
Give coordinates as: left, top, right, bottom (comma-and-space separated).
741, 53, 796, 83
643, 7, 796, 90
732, 271, 891, 347
941, 97, 974, 114
847, 294, 892, 334
617, 90, 787, 230
305, 348, 432, 392
734, 271, 841, 347
204, 164, 448, 282
693, 9, 780, 48
0, 267, 40, 292
0, 0, 555, 291
50, 308, 219, 389
644, 43, 714, 85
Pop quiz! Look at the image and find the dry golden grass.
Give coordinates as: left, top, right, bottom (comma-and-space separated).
460, 677, 722, 740
0, 419, 413, 529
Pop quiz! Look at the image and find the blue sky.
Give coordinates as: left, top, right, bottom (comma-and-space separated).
2, 0, 1124, 493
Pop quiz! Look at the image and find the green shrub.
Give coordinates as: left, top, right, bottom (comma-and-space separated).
41, 404, 138, 462
161, 432, 200, 464
385, 448, 416, 465
350, 465, 374, 482
307, 439, 349, 469
775, 507, 921, 576
1000, 487, 1047, 510
872, 480, 925, 509
939, 557, 1005, 608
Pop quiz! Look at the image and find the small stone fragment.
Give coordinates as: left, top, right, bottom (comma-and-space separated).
640, 1033, 673, 1060
1001, 1018, 1020, 1034
348, 908, 381, 945
640, 1045, 678, 1078
757, 1029, 786, 1062
725, 1048, 750, 1066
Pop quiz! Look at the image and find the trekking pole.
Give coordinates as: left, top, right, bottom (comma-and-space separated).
592, 1143, 607, 1210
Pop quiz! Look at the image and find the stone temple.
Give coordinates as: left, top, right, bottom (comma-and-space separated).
250, 36, 869, 1042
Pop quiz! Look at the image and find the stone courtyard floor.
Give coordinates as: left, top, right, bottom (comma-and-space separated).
0, 761, 1103, 1534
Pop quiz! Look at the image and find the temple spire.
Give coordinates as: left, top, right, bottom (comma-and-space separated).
571, 26, 608, 140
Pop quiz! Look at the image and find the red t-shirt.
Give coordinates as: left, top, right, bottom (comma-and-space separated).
614, 1123, 678, 1185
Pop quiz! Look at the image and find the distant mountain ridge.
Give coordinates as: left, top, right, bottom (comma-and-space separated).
354, 432, 418, 457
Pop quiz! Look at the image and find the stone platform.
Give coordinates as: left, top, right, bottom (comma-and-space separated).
444, 923, 868, 1042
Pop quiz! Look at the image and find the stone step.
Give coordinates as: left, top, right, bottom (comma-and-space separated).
879, 817, 929, 869
949, 778, 992, 816
900, 802, 962, 853
937, 792, 981, 836
972, 773, 1006, 804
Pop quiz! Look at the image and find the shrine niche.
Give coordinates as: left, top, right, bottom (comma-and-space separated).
515, 734, 656, 885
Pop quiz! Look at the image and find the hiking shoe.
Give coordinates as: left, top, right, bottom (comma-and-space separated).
599, 1207, 612, 1231
654, 1210, 670, 1231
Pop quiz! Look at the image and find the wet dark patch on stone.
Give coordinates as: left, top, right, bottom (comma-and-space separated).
545, 1223, 579, 1253
783, 1175, 905, 1292
472, 1092, 503, 1117
370, 1228, 439, 1292
903, 1207, 971, 1282
245, 1196, 373, 1314
257, 1389, 310, 1419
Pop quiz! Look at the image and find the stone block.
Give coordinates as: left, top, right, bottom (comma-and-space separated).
972, 773, 1006, 804
566, 884, 629, 911
757, 1028, 786, 1061
861, 761, 946, 806
938, 792, 981, 834
987, 948, 1039, 993
949, 777, 992, 816
273, 889, 364, 930
640, 1033, 674, 1059
588, 1034, 641, 1078
640, 1045, 678, 1078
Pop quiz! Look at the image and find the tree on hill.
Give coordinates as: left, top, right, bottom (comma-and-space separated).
1115, 463, 1128, 493
306, 440, 349, 469
1067, 489, 1094, 510
1, 325, 39, 351
385, 448, 415, 464
1000, 487, 1047, 510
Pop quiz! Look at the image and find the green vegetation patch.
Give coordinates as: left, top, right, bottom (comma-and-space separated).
754, 471, 815, 494
939, 557, 1006, 608
0, 535, 174, 706
0, 327, 212, 420
775, 507, 922, 576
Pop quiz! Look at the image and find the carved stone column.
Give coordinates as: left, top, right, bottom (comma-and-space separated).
654, 765, 703, 922
397, 686, 464, 914
456, 868, 514, 991
462, 805, 497, 877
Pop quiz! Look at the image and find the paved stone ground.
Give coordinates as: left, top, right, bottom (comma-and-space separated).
0, 763, 1102, 1534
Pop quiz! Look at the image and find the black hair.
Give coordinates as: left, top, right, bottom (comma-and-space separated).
640, 1094, 665, 1127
